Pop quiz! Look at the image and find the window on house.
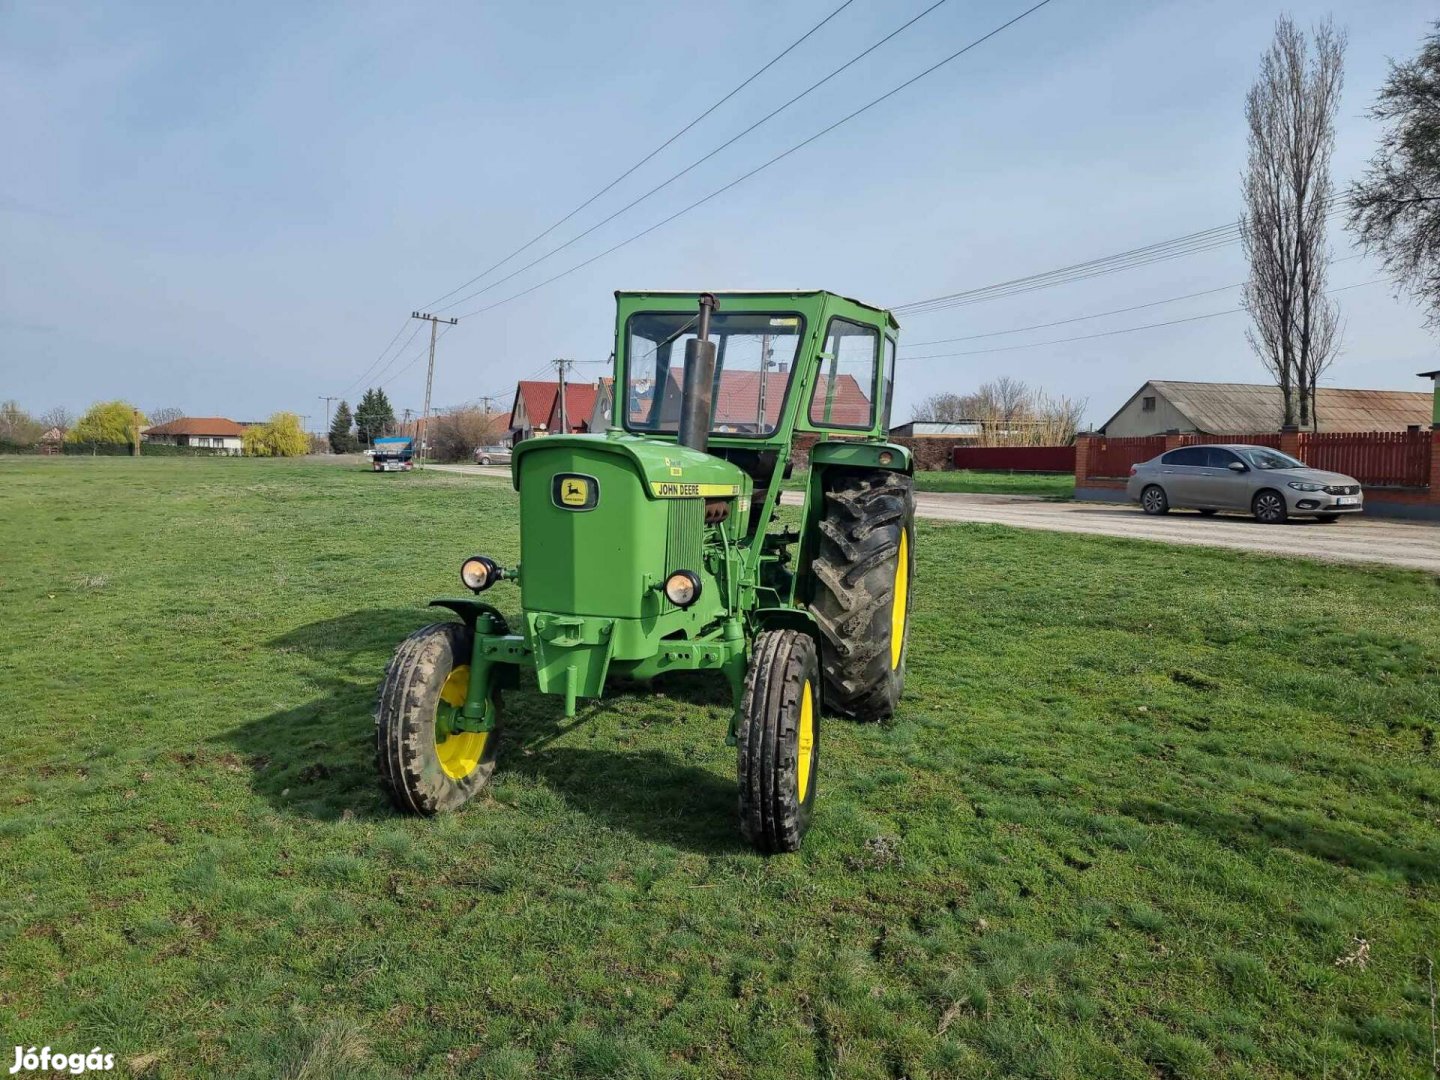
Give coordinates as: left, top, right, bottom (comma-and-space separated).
1142, 396, 1156, 413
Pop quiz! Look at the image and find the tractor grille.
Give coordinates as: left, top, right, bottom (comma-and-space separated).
1324, 484, 1359, 496
665, 499, 704, 589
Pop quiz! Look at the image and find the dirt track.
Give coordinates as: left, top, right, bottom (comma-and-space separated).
429, 465, 1439, 575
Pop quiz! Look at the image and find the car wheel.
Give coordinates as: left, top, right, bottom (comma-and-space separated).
1252, 490, 1288, 525
1315, 513, 1340, 524
1196, 509, 1218, 516
1140, 485, 1169, 515
480, 456, 491, 465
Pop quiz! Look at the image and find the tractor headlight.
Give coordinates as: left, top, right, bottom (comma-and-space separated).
663, 570, 702, 609
460, 555, 499, 592
1287, 481, 1324, 492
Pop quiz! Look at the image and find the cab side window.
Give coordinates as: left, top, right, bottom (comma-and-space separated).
808, 318, 877, 430
1204, 448, 1241, 469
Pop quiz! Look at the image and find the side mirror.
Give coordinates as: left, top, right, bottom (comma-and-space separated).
1228, 461, 1247, 472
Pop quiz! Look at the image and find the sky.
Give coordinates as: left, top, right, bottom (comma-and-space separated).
2, 0, 1436, 431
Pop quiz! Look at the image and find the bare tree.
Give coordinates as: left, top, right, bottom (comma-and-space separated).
149, 407, 185, 426
1240, 15, 1345, 431
38, 406, 73, 433
909, 380, 1085, 444
1348, 21, 1440, 330
428, 407, 508, 463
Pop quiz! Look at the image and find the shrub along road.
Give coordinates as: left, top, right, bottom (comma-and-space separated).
2, 457, 1437, 1078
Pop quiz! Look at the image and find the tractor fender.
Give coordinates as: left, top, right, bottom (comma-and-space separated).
808, 440, 913, 476
428, 598, 509, 633
751, 607, 822, 646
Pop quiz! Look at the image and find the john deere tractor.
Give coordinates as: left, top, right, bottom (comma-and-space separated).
376, 290, 915, 852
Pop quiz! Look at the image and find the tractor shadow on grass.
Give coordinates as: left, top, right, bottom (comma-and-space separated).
226, 610, 746, 850
1125, 798, 1440, 884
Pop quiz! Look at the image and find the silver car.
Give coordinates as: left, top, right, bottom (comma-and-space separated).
473, 444, 513, 466
1126, 444, 1364, 524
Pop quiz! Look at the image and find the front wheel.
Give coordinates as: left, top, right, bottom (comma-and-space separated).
1141, 485, 1169, 515
738, 630, 820, 854
376, 622, 500, 815
1252, 490, 1288, 525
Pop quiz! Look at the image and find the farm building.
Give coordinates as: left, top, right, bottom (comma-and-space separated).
1102, 380, 1433, 438
142, 417, 246, 453
889, 420, 982, 439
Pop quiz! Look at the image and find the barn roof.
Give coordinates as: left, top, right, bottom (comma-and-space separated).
1104, 381, 1433, 434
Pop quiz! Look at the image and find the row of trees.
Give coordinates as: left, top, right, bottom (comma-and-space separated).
328, 387, 398, 453
1240, 16, 1440, 430
912, 377, 1087, 446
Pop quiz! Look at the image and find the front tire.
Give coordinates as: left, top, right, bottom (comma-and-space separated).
738, 630, 820, 854
376, 622, 500, 815
1141, 485, 1169, 515
808, 471, 915, 721
1252, 490, 1288, 525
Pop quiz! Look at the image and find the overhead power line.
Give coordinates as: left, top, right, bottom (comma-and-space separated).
418, 0, 862, 312
898, 279, 1380, 360
431, 0, 954, 316
893, 199, 1348, 317
338, 317, 414, 400
447, 0, 1059, 322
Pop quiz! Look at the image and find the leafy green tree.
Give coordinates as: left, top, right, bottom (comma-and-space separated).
354, 388, 396, 447
0, 401, 44, 446
242, 412, 310, 457
67, 401, 146, 445
1349, 20, 1440, 329
328, 400, 358, 453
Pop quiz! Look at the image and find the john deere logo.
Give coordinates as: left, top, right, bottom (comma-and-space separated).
552, 473, 599, 511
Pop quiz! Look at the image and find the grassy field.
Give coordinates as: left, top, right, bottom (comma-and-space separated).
2, 457, 1437, 1079
785, 469, 1074, 498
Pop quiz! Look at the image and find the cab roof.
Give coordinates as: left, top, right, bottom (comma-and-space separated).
615, 289, 899, 331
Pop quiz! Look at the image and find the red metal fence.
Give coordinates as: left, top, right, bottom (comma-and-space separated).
1179, 432, 1283, 449
952, 445, 1076, 472
1087, 436, 1166, 478
1297, 430, 1432, 488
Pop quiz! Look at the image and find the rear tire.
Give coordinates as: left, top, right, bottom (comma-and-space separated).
376, 622, 500, 815
808, 471, 914, 721
1141, 485, 1169, 515
1252, 490, 1288, 525
738, 630, 820, 854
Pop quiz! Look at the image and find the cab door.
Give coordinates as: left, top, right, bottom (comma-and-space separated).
1157, 447, 1207, 505
1197, 447, 1249, 508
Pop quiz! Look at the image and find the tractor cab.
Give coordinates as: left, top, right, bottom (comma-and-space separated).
375, 290, 916, 854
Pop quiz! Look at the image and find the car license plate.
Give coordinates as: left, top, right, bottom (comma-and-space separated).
1335, 496, 1357, 506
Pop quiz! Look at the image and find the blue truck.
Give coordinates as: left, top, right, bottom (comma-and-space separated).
371, 436, 414, 472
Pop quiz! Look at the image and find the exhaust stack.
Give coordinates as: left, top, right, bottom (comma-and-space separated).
677, 293, 719, 454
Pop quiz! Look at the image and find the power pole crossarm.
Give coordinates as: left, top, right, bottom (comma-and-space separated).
411, 311, 459, 467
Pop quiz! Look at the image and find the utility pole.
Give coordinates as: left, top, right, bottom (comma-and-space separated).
554, 358, 571, 434
132, 406, 141, 457
318, 395, 338, 447
412, 311, 458, 467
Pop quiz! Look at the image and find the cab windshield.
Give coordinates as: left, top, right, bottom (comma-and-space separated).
624, 311, 805, 437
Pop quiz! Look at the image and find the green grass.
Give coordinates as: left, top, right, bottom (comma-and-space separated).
2, 457, 1437, 1079
784, 469, 1074, 498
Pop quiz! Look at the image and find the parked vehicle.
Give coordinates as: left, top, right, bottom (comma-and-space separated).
372, 436, 414, 472
1127, 444, 1363, 523
473, 444, 512, 465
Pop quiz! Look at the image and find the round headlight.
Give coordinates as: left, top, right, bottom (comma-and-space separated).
878, 450, 894, 465
663, 570, 702, 608
460, 555, 498, 592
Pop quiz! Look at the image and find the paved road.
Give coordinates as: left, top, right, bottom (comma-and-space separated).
429, 465, 1439, 574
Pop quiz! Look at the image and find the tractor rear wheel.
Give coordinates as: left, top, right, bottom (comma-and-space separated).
376, 621, 500, 815
809, 471, 915, 721
738, 629, 820, 854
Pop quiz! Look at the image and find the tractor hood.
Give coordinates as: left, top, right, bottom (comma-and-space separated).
511, 432, 746, 499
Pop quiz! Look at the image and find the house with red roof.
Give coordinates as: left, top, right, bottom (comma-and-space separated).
142, 417, 247, 454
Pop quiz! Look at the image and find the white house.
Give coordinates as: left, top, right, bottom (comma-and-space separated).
142, 417, 246, 453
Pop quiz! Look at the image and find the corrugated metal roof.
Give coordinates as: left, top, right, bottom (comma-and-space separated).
1144, 381, 1432, 433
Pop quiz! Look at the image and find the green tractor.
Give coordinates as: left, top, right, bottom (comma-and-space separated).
376, 290, 915, 852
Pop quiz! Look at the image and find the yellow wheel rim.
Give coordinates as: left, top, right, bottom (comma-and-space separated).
797, 680, 815, 802
890, 529, 909, 669
435, 664, 488, 780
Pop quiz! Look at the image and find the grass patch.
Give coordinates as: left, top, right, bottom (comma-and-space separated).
1, 457, 1437, 1078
